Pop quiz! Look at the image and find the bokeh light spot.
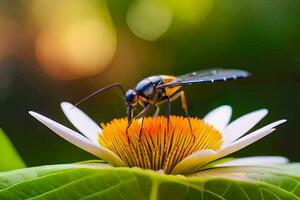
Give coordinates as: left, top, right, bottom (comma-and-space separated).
32, 0, 117, 80
169, 0, 214, 25
126, 0, 172, 41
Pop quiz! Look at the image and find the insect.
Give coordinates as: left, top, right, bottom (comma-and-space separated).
75, 68, 250, 132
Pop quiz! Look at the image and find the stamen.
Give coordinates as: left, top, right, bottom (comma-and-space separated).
99, 116, 222, 174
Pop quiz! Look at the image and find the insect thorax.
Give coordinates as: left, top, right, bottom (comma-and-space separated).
135, 76, 163, 97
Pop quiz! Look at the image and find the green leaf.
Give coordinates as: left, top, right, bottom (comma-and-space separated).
0, 129, 26, 172
1, 163, 300, 199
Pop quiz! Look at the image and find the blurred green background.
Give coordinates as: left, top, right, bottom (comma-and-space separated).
0, 0, 299, 166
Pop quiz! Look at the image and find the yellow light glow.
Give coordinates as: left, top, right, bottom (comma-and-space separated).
126, 0, 172, 41
32, 0, 117, 80
169, 0, 214, 25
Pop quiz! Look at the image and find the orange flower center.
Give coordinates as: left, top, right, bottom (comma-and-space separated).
99, 116, 222, 174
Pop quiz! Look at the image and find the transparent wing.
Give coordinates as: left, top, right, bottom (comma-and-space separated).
158, 68, 250, 88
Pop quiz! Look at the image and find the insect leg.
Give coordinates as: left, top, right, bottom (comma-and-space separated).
180, 92, 194, 139
153, 105, 160, 117
125, 119, 133, 143
126, 104, 134, 137
126, 103, 150, 133
139, 115, 145, 140
135, 103, 150, 119
166, 97, 171, 129
164, 88, 184, 131
137, 104, 150, 140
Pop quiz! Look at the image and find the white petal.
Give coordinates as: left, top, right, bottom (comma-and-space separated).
203, 105, 232, 131
218, 120, 286, 159
61, 102, 101, 143
215, 156, 289, 167
173, 119, 286, 174
222, 109, 268, 147
171, 150, 217, 175
29, 111, 125, 167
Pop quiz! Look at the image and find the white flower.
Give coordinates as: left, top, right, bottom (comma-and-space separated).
29, 102, 287, 175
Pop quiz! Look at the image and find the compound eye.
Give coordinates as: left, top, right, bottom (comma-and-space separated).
126, 90, 138, 105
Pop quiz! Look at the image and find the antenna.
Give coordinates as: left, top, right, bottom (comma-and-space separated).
75, 83, 126, 107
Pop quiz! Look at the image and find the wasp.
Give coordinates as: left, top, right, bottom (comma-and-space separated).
76, 68, 250, 131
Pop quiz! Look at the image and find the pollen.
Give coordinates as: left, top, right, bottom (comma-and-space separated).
99, 116, 222, 174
